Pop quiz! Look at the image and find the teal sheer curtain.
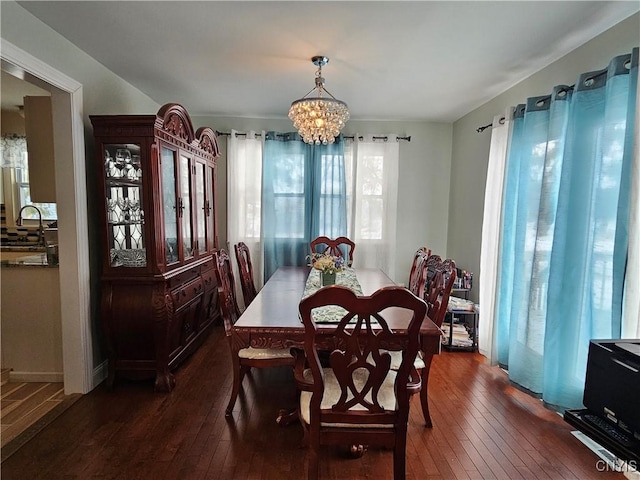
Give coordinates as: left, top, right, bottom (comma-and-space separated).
262, 132, 347, 281
494, 49, 638, 410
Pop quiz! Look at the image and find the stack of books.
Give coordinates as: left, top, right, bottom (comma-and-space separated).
441, 322, 473, 347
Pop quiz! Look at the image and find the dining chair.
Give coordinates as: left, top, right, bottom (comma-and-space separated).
396, 253, 458, 427
309, 236, 356, 266
212, 249, 295, 416
425, 257, 457, 329
295, 285, 427, 480
407, 247, 430, 298
233, 242, 258, 307
414, 255, 457, 426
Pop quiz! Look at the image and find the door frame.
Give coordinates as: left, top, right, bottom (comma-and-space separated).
1, 39, 95, 394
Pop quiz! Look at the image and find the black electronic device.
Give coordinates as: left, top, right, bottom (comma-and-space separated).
564, 339, 640, 464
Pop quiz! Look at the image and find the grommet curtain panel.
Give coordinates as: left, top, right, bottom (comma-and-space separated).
227, 132, 402, 289
480, 48, 638, 410
262, 132, 347, 281
478, 110, 513, 362
344, 135, 399, 280
227, 130, 264, 311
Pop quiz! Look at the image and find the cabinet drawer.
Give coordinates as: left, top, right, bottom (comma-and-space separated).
202, 269, 216, 291
200, 257, 214, 272
172, 277, 204, 311
169, 266, 201, 289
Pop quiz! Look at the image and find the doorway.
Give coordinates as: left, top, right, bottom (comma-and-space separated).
1, 39, 96, 395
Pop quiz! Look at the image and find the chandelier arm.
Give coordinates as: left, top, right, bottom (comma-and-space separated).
296, 86, 319, 100
319, 87, 338, 100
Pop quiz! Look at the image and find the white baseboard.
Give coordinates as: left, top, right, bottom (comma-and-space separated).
10, 371, 64, 383
92, 360, 108, 390
571, 431, 639, 479
7, 361, 108, 392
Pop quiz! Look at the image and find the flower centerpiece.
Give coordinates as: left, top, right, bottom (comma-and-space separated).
307, 252, 345, 285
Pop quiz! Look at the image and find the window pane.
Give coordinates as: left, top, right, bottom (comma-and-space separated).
17, 163, 57, 221
360, 155, 383, 195
274, 196, 304, 238
245, 202, 261, 238
360, 197, 383, 240
320, 154, 344, 194
20, 187, 57, 220
273, 155, 304, 194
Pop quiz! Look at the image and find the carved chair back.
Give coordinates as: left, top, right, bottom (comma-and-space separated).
298, 285, 426, 479
234, 242, 258, 306
438, 259, 457, 326
212, 249, 242, 337
309, 236, 356, 266
424, 256, 457, 327
407, 248, 430, 299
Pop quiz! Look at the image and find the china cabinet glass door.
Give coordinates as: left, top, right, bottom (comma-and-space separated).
195, 161, 206, 255
179, 155, 194, 259
162, 146, 178, 265
104, 143, 146, 267
205, 164, 216, 251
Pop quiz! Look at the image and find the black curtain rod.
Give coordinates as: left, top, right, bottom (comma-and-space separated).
477, 83, 578, 133
476, 123, 492, 133
215, 131, 411, 142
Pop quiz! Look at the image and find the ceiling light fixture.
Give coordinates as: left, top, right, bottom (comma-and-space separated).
288, 56, 350, 145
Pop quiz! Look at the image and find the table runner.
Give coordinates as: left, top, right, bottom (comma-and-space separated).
302, 267, 363, 323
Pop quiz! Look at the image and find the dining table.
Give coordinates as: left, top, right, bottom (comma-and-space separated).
232, 266, 442, 427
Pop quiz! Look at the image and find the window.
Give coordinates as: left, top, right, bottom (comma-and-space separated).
344, 136, 399, 278
1, 135, 57, 221
272, 152, 305, 239
354, 153, 384, 240
15, 163, 57, 221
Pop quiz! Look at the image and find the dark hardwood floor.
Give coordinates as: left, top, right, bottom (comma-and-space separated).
1, 325, 623, 479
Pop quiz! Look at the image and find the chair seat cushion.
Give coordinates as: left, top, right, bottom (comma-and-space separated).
299, 368, 397, 428
238, 347, 293, 360
388, 350, 425, 370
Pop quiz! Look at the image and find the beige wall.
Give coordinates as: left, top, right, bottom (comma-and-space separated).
1, 111, 26, 135
448, 13, 640, 303
192, 115, 453, 284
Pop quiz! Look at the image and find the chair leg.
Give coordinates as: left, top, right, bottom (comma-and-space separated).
296, 414, 310, 447
225, 358, 246, 416
419, 360, 434, 427
393, 435, 407, 480
349, 444, 367, 458
307, 440, 319, 480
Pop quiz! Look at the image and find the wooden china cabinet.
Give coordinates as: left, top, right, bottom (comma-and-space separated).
91, 103, 221, 392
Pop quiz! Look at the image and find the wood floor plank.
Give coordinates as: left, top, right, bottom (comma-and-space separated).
1, 400, 62, 446
2, 382, 47, 401
0, 382, 25, 398
0, 326, 628, 479
1, 383, 63, 424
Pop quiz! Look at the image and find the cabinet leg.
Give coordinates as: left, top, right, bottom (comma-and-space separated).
154, 370, 176, 392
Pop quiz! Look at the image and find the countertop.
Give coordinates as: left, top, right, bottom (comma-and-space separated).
0, 252, 56, 267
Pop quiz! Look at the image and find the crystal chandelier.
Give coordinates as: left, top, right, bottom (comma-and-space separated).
288, 56, 350, 145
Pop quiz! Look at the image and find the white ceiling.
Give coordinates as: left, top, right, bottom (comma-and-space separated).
12, 1, 640, 122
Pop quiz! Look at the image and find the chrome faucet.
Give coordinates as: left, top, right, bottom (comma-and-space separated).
17, 205, 44, 245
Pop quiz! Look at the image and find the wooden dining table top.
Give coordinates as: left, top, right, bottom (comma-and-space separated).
234, 266, 441, 339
